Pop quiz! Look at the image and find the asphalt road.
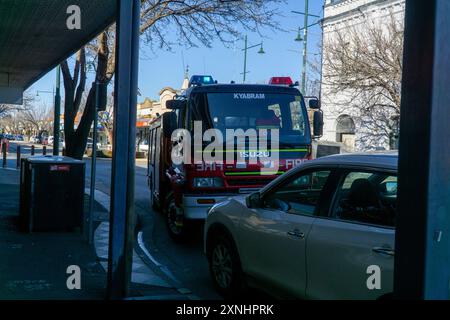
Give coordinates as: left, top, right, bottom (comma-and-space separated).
4, 141, 269, 300
84, 157, 221, 299
5, 141, 219, 298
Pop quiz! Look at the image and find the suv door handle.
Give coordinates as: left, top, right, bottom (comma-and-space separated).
287, 229, 305, 239
372, 247, 395, 256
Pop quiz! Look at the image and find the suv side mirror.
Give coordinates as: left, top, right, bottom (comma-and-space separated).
313, 110, 324, 137
166, 99, 185, 110
246, 192, 262, 208
308, 98, 320, 110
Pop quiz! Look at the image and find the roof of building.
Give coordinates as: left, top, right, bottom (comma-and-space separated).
0, 0, 116, 103
158, 87, 178, 96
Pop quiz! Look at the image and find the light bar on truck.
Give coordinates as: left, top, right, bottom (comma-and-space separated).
189, 75, 216, 87
269, 77, 294, 86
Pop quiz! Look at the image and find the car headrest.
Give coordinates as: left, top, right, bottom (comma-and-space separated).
348, 178, 380, 208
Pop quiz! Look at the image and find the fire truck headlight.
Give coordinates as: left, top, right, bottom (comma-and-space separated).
192, 177, 224, 188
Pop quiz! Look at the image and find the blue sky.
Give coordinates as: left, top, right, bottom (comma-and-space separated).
28, 0, 324, 105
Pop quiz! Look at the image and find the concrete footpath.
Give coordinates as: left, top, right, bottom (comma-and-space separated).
0, 166, 190, 300
0, 168, 106, 299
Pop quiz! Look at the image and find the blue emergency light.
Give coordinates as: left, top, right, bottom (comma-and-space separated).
189, 75, 216, 87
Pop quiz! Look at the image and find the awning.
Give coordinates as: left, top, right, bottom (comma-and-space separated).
0, 0, 116, 104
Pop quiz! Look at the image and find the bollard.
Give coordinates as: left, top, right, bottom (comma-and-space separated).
31, 145, 35, 156
16, 145, 21, 169
2, 143, 6, 168
62, 147, 66, 156
43, 146, 46, 156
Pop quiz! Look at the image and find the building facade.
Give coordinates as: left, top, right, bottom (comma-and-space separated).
320, 0, 405, 151
136, 76, 190, 146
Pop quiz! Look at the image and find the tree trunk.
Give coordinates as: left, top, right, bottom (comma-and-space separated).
65, 85, 96, 159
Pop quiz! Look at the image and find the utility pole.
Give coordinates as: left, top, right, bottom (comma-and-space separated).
53, 65, 61, 156
293, 4, 321, 94
243, 35, 248, 83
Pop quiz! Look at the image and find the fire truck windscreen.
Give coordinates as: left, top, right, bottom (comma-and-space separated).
190, 92, 312, 145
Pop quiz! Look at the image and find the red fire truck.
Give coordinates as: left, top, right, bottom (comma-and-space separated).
147, 75, 323, 241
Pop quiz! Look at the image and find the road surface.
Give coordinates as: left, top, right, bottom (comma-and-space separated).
4, 141, 255, 299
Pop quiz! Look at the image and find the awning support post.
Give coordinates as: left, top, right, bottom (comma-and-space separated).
395, 0, 450, 299
107, 0, 140, 300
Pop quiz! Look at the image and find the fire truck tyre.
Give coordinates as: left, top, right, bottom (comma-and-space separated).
150, 192, 160, 212
208, 233, 244, 299
165, 194, 191, 242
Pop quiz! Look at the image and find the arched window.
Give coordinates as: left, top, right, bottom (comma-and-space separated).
336, 114, 355, 142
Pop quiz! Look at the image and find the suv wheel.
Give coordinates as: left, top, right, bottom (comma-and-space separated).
208, 233, 244, 298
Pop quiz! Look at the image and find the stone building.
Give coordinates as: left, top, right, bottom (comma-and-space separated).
320, 0, 405, 151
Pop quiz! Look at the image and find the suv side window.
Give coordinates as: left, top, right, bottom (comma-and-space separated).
264, 170, 331, 216
331, 171, 397, 227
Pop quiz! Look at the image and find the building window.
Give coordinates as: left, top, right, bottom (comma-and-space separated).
336, 114, 356, 150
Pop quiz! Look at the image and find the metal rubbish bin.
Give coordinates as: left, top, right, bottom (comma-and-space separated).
19, 156, 85, 232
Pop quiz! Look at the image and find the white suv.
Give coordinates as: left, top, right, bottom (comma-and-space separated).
204, 152, 397, 300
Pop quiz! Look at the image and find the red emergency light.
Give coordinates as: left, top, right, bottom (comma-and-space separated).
269, 77, 294, 86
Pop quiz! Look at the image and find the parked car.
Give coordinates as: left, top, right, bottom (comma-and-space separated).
138, 138, 148, 152
30, 136, 40, 143
48, 136, 54, 145
204, 152, 397, 300
41, 136, 49, 145
14, 135, 24, 141
85, 138, 101, 153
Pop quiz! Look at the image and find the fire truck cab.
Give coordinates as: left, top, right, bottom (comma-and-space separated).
147, 75, 323, 241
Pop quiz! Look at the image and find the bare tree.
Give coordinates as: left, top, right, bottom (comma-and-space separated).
61, 0, 284, 159
20, 103, 53, 136
322, 13, 403, 149
98, 94, 114, 146
0, 104, 10, 119
0, 94, 35, 133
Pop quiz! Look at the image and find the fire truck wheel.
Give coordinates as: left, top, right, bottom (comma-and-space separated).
165, 194, 190, 242
150, 192, 160, 212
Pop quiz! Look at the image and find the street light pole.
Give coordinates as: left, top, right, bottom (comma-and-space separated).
53, 65, 61, 156
242, 35, 265, 83
302, 0, 309, 94
292, 3, 321, 94
243, 35, 248, 83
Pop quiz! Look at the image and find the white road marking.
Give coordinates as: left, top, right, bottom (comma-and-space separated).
137, 231, 162, 267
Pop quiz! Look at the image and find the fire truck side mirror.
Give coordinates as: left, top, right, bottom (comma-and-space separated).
313, 110, 324, 138
166, 99, 185, 110
308, 98, 320, 110
162, 112, 178, 138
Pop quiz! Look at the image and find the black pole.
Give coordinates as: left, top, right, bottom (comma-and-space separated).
16, 145, 20, 169
2, 143, 6, 168
88, 82, 100, 244
53, 66, 61, 156
43, 146, 46, 156
395, 0, 450, 299
107, 0, 140, 299
31, 145, 35, 156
